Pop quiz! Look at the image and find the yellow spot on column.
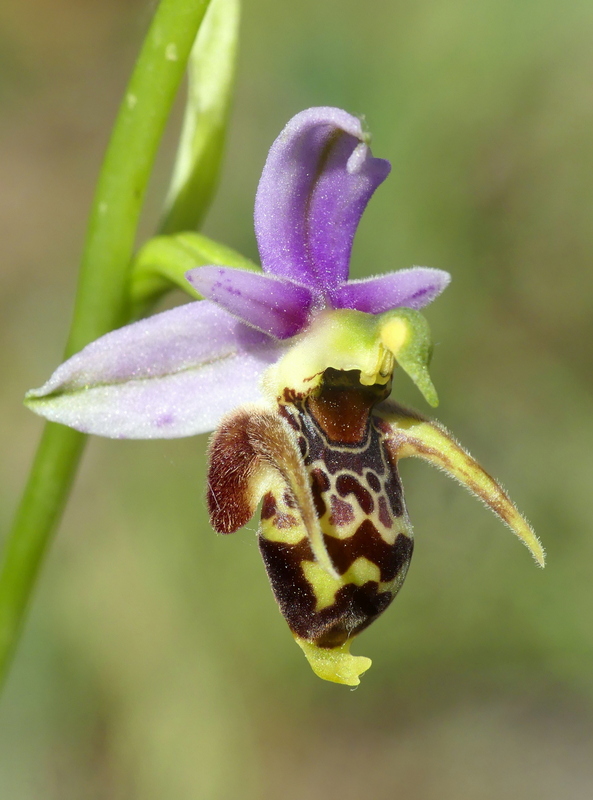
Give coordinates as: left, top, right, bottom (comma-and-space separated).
295, 637, 372, 686
380, 317, 409, 356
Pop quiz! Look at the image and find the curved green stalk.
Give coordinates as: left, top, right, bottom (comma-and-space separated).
0, 0, 212, 689
161, 0, 240, 234
130, 231, 260, 316
66, 0, 213, 353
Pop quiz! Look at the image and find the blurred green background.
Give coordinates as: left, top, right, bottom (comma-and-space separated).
1, 0, 593, 797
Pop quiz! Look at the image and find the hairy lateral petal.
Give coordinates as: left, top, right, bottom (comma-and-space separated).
208, 405, 338, 577
25, 301, 282, 439
376, 400, 545, 566
255, 107, 390, 292
186, 266, 314, 339
333, 268, 451, 313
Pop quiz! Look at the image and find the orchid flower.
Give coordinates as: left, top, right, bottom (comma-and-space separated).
26, 107, 544, 686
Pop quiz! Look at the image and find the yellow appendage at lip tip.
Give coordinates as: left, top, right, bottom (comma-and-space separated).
294, 637, 372, 686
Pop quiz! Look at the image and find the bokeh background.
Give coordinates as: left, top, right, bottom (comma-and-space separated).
1, 0, 593, 797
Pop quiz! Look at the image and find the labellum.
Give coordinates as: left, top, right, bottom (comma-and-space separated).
206, 309, 544, 685
208, 368, 409, 685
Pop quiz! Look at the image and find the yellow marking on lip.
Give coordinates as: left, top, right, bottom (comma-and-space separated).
318, 502, 407, 546
260, 516, 307, 545
302, 557, 381, 611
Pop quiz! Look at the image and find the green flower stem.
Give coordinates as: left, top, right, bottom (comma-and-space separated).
0, 426, 85, 685
0, 0, 212, 689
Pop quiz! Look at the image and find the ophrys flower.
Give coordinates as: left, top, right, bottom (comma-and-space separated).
26, 107, 543, 686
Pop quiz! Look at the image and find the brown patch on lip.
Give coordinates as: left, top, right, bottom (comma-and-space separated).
283, 490, 297, 509
258, 535, 396, 647
329, 494, 355, 527
384, 468, 404, 518
310, 468, 330, 518
307, 391, 370, 444
261, 492, 277, 520
324, 521, 413, 583
378, 496, 393, 529
275, 513, 298, 529
278, 404, 300, 431
282, 387, 305, 405
262, 492, 300, 530
290, 404, 390, 478
314, 584, 394, 648
366, 471, 381, 492
336, 474, 374, 515
306, 368, 391, 445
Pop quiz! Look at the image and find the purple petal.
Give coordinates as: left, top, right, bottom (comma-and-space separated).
186, 266, 314, 339
333, 268, 451, 314
254, 107, 390, 294
26, 301, 284, 439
